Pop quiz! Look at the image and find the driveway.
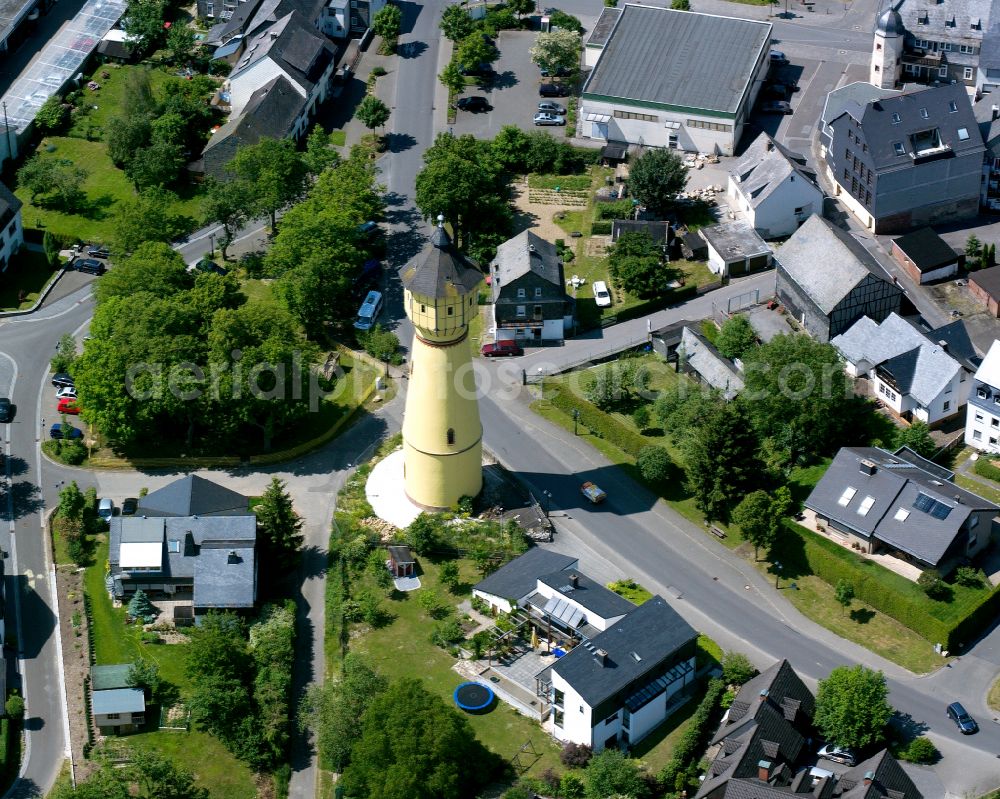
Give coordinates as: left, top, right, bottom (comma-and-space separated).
453, 30, 564, 138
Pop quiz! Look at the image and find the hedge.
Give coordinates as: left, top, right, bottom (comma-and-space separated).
785, 521, 1000, 651
591, 221, 612, 235
547, 386, 650, 457
659, 678, 725, 790
974, 457, 1000, 482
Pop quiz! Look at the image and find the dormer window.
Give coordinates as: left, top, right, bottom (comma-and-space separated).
891, 112, 901, 124
920, 107, 929, 119
893, 141, 905, 155
958, 127, 970, 141
978, 387, 989, 399
949, 101, 958, 112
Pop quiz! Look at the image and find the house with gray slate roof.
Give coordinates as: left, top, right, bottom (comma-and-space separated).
579, 5, 771, 156
697, 659, 921, 799
490, 230, 573, 345
727, 134, 823, 240
775, 215, 902, 342
679, 326, 745, 401
542, 595, 697, 753
804, 446, 998, 574
823, 83, 984, 233
91, 664, 145, 735
473, 547, 578, 614
110, 476, 257, 617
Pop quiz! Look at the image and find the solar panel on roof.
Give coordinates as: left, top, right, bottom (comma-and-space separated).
913, 492, 952, 519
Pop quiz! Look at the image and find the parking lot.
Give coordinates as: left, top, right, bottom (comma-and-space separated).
452, 30, 571, 139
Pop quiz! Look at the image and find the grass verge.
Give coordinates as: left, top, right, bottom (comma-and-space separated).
0, 251, 59, 310
989, 675, 1000, 712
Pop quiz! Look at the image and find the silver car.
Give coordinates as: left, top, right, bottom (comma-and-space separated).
538, 101, 566, 115
533, 112, 566, 126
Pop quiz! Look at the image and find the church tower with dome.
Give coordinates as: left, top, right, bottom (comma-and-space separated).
400, 216, 484, 510
871, 6, 904, 89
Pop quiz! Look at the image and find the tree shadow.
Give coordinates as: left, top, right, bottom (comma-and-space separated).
383, 132, 416, 154
74, 193, 116, 221
889, 710, 929, 743
396, 40, 427, 59
491, 70, 519, 90
394, 0, 422, 35
3, 455, 29, 478
9, 480, 43, 520
769, 525, 810, 581
849, 607, 875, 624
22, 716, 44, 732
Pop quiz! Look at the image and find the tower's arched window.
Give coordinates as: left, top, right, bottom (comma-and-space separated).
447, 428, 455, 446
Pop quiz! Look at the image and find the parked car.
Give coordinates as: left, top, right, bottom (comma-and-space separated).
817, 744, 856, 767
73, 258, 106, 275
457, 96, 491, 112
760, 100, 793, 115
946, 702, 978, 734
581, 481, 607, 504
98, 498, 114, 521
52, 373, 75, 389
57, 398, 81, 415
121, 497, 138, 516
592, 280, 612, 308
86, 245, 110, 259
762, 83, 792, 99
49, 423, 83, 440
539, 82, 569, 98
534, 112, 566, 126
769, 49, 788, 64
540, 66, 572, 77
190, 258, 228, 275
481, 340, 524, 357
538, 101, 566, 115
0, 398, 11, 423
56, 386, 78, 400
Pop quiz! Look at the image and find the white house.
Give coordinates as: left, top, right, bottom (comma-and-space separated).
473, 548, 579, 615
225, 11, 336, 121
579, 5, 771, 156
831, 313, 975, 426
726, 134, 824, 239
966, 339, 1000, 452
0, 182, 23, 272
545, 596, 697, 752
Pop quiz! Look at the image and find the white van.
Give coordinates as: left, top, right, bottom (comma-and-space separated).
354, 290, 384, 331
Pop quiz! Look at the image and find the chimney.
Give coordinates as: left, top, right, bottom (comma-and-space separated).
569, 573, 579, 588
228, 550, 239, 564
528, 244, 536, 254
863, 771, 875, 787
955, 494, 962, 503
859, 459, 878, 476
758, 760, 772, 782
758, 689, 769, 702
992, 104, 999, 121
938, 339, 948, 351
595, 648, 608, 666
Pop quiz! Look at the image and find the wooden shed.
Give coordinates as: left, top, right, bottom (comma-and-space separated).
387, 545, 415, 578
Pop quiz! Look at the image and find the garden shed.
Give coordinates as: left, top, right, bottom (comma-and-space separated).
387, 545, 415, 578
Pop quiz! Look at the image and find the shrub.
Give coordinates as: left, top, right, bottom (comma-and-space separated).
721, 651, 757, 686
955, 566, 986, 589
596, 199, 636, 220
918, 569, 951, 601
358, 324, 401, 364
637, 446, 672, 482
548, 385, 649, 455
899, 736, 938, 764
560, 772, 586, 798
548, 9, 583, 31
418, 589, 450, 620
974, 456, 1000, 482
632, 406, 650, 431
591, 221, 612, 235
560, 742, 593, 767
430, 617, 464, 648
57, 439, 87, 465
371, 65, 387, 77
659, 678, 725, 790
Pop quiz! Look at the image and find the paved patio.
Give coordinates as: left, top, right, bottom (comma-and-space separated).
796, 510, 923, 582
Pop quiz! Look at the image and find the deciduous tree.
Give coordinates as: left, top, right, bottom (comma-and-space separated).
129, 749, 208, 799
721, 651, 757, 685
455, 32, 497, 71
608, 230, 673, 298
835, 579, 855, 615
166, 25, 197, 64
529, 29, 581, 74
121, 0, 168, 53
228, 137, 309, 232
584, 749, 648, 799
732, 489, 780, 559
110, 189, 183, 254
440, 4, 474, 41
814, 665, 892, 750
304, 125, 340, 175
355, 95, 391, 135
202, 178, 250, 260
637, 445, 672, 482
372, 3, 402, 41
715, 314, 757, 361
627, 148, 688, 217
95, 242, 189, 304
894, 420, 936, 459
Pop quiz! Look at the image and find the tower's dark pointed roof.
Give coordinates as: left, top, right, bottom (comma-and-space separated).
875, 7, 903, 36
402, 217, 482, 299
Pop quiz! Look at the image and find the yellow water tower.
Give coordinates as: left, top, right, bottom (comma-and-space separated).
401, 217, 484, 510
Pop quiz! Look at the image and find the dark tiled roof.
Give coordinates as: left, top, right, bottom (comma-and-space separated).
402, 223, 483, 299
137, 475, 249, 518
837, 750, 922, 798
233, 11, 335, 92
582, 6, 771, 115
713, 659, 815, 744
0, 181, 21, 219
930, 319, 980, 371
969, 264, 1000, 300
551, 595, 696, 708
203, 76, 303, 155
612, 220, 672, 244
473, 547, 577, 602
195, 546, 256, 608
892, 228, 959, 272
491, 230, 563, 304
537, 571, 635, 620
387, 545, 413, 563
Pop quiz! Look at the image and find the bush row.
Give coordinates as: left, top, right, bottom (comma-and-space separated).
787, 522, 1000, 651
548, 386, 649, 457
974, 456, 1000, 482
659, 678, 725, 793
595, 199, 636, 220
591, 221, 612, 235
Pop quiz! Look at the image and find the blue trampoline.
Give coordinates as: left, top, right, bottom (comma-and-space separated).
454, 682, 495, 712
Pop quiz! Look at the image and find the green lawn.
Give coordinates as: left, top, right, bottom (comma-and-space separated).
83, 538, 257, 798
329, 130, 347, 147
349, 558, 564, 779
15, 138, 205, 243
67, 65, 173, 138
240, 278, 280, 306
0, 250, 59, 310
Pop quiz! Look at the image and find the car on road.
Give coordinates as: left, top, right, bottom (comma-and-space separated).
581, 481, 607, 504
593, 280, 612, 308
98, 498, 114, 521
0, 398, 12, 423
481, 340, 523, 357
816, 744, 856, 767
57, 398, 81, 415
538, 101, 566, 115
539, 82, 569, 98
946, 702, 978, 734
122, 497, 138, 516
52, 373, 74, 389
534, 112, 566, 126
457, 96, 491, 112
49, 423, 83, 440
769, 49, 788, 64
73, 258, 106, 275
56, 386, 78, 400
760, 100, 793, 115
86, 245, 110, 259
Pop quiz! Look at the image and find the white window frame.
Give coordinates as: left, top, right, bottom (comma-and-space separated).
964, 67, 975, 80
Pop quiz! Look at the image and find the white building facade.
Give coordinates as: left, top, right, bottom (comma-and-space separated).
966, 339, 1000, 452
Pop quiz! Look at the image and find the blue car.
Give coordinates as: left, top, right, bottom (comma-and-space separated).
49, 423, 83, 440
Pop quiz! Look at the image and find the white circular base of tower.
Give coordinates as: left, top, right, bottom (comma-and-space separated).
365, 449, 424, 529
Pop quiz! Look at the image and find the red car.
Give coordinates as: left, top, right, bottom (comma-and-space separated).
57, 398, 81, 415
481, 340, 524, 357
